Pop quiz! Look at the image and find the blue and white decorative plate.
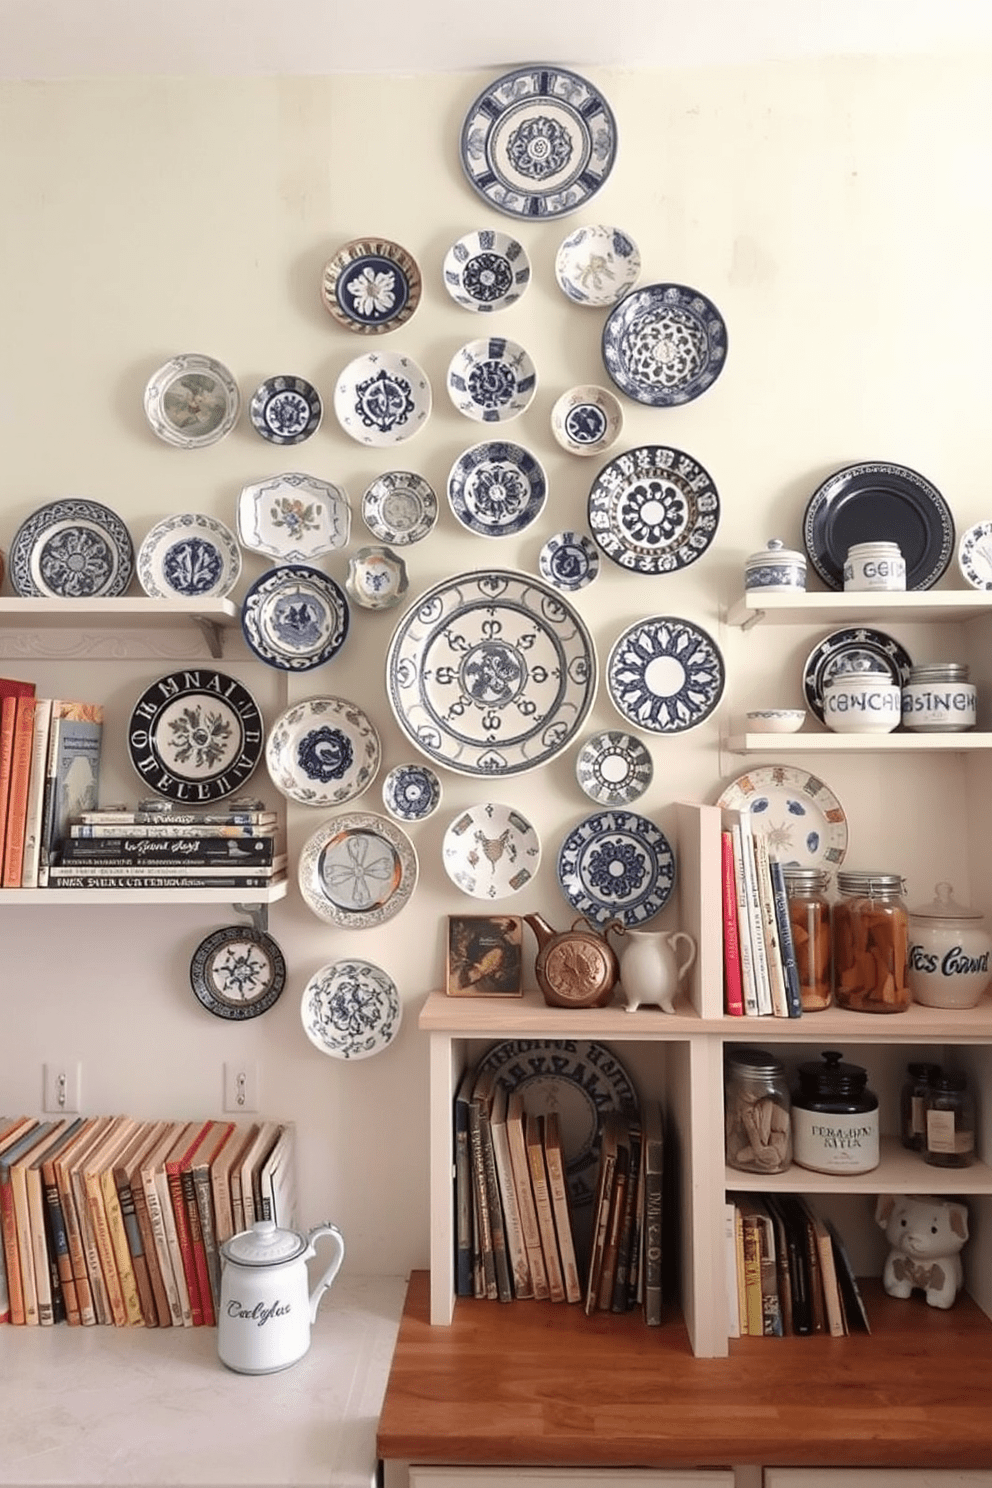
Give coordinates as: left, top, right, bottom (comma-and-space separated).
538, 530, 600, 591
447, 441, 547, 537
190, 925, 287, 1021
334, 351, 431, 446
298, 811, 418, 928
958, 521, 992, 590
346, 546, 409, 611
301, 959, 402, 1060
381, 762, 442, 822
802, 627, 912, 724
575, 730, 653, 807
554, 225, 641, 307
602, 283, 728, 407
126, 668, 263, 803
803, 460, 954, 591
386, 569, 597, 777
446, 337, 537, 422
321, 238, 422, 335
607, 616, 726, 734
143, 352, 240, 449
10, 498, 134, 599
442, 229, 531, 312
550, 384, 624, 458
137, 512, 241, 600
587, 445, 720, 574
715, 764, 849, 870
265, 697, 380, 808
249, 374, 322, 445
361, 471, 438, 546
241, 564, 349, 671
236, 472, 351, 562
442, 802, 541, 899
557, 809, 675, 928
460, 64, 618, 220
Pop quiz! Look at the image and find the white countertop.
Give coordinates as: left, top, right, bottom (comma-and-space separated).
0, 1274, 407, 1488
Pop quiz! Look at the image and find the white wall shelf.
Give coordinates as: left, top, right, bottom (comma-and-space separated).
725, 590, 992, 629
725, 730, 992, 753
0, 880, 288, 906
0, 597, 240, 658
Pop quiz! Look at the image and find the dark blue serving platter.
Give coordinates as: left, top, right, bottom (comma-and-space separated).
802, 460, 954, 591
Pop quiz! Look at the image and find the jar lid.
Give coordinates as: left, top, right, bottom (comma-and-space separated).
836, 870, 905, 895
796, 1048, 869, 1094
725, 1045, 785, 1076
934, 1072, 968, 1092
906, 1061, 941, 1078
910, 880, 983, 923
220, 1218, 308, 1266
744, 538, 806, 569
822, 667, 897, 688
908, 662, 970, 682
782, 866, 829, 889
846, 541, 903, 556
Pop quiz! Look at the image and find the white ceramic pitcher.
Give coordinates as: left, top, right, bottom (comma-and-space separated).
609, 925, 697, 1013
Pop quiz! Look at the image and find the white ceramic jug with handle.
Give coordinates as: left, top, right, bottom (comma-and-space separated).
217, 1218, 345, 1374
609, 925, 697, 1013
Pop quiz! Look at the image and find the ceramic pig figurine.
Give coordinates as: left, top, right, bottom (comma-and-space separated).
875, 1193, 969, 1309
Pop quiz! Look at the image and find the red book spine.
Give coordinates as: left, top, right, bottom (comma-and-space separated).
721, 828, 745, 1016
165, 1163, 203, 1325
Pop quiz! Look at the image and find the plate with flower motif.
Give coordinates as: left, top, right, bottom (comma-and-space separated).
554, 225, 641, 307
334, 351, 431, 446
298, 811, 418, 928
361, 471, 438, 546
442, 802, 541, 899
385, 569, 597, 777
607, 616, 725, 734
447, 441, 547, 537
137, 512, 241, 600
958, 521, 992, 589
265, 697, 380, 808
143, 352, 240, 448
557, 809, 676, 927
301, 959, 402, 1059
236, 472, 351, 562
602, 283, 728, 407
126, 668, 264, 803
575, 730, 653, 807
587, 445, 720, 574
538, 530, 600, 591
459, 64, 618, 220
442, 229, 531, 312
10, 498, 134, 599
551, 384, 623, 458
715, 764, 849, 869
249, 375, 322, 445
190, 925, 287, 1021
381, 762, 442, 822
241, 564, 349, 671
446, 337, 537, 422
321, 238, 422, 334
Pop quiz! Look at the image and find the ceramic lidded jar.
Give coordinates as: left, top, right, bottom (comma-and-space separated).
908, 881, 992, 1008
744, 538, 807, 593
822, 664, 901, 733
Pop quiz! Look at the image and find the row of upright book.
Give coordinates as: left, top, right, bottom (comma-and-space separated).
726, 1192, 870, 1338
0, 1113, 295, 1327
454, 1057, 666, 1323
721, 810, 804, 1018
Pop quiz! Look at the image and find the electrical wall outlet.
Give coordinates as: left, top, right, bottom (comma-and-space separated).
43, 1061, 82, 1113
223, 1061, 258, 1113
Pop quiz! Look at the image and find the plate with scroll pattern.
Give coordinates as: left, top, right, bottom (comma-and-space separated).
557, 809, 676, 928
607, 616, 725, 734
334, 351, 431, 446
321, 238, 422, 334
385, 569, 597, 777
265, 697, 380, 808
10, 498, 134, 599
301, 959, 401, 1059
588, 445, 720, 574
715, 764, 848, 870
137, 512, 241, 600
298, 811, 417, 928
143, 352, 240, 449
442, 229, 531, 312
361, 471, 438, 546
446, 337, 537, 423
602, 283, 728, 407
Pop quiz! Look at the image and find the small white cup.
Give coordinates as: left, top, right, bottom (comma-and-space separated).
843, 541, 906, 592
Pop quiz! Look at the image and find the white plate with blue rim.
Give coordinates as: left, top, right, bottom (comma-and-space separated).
381, 762, 442, 822
538, 531, 600, 592
602, 282, 728, 407
137, 512, 241, 600
442, 802, 541, 900
715, 764, 849, 870
442, 229, 531, 312
575, 730, 653, 807
300, 959, 402, 1059
361, 470, 438, 546
265, 696, 380, 808
446, 337, 537, 423
143, 352, 240, 449
554, 225, 641, 307
607, 616, 726, 734
248, 374, 322, 445
447, 441, 547, 537
241, 564, 350, 671
334, 351, 431, 446
556, 808, 676, 927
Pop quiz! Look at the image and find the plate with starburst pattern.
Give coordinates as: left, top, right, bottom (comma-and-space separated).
715, 764, 849, 870
607, 616, 725, 734
557, 809, 675, 927
190, 925, 287, 1021
447, 441, 547, 537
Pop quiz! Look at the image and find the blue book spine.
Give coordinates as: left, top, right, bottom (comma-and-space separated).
769, 858, 803, 1018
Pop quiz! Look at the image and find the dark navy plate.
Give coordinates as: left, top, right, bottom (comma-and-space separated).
802, 461, 954, 591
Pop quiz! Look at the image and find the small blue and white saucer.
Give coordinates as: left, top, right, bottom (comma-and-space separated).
554, 225, 641, 307
334, 351, 431, 446
446, 337, 537, 422
361, 471, 438, 546
442, 230, 531, 312
249, 375, 322, 444
538, 531, 600, 592
607, 616, 725, 734
381, 763, 442, 822
575, 731, 653, 807
447, 441, 547, 537
550, 384, 624, 458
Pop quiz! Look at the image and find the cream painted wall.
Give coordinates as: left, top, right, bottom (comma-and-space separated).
1, 55, 991, 1274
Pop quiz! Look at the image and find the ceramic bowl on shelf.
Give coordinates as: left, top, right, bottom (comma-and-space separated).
745, 709, 807, 734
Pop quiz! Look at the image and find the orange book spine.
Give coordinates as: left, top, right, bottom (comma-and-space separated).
2, 695, 39, 886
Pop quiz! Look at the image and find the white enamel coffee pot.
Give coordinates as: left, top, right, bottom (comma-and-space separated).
217, 1218, 345, 1374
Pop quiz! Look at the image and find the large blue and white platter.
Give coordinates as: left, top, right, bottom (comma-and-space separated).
385, 570, 597, 777
334, 351, 431, 446
442, 229, 531, 312
265, 696, 380, 808
241, 564, 349, 671
321, 238, 421, 335
602, 283, 728, 407
460, 64, 618, 220
137, 512, 241, 600
587, 445, 720, 574
447, 441, 547, 537
301, 959, 401, 1060
10, 497, 134, 599
298, 811, 417, 928
557, 809, 676, 928
607, 616, 725, 734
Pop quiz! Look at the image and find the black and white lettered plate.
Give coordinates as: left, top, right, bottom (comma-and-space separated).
127, 669, 264, 803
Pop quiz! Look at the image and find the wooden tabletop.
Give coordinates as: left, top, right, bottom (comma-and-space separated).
377, 1271, 992, 1470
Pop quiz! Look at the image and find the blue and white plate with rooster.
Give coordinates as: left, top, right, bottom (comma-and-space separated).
715, 764, 849, 869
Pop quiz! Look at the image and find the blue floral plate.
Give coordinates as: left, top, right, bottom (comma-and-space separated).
442, 230, 531, 312
557, 809, 676, 927
321, 237, 422, 335
137, 512, 241, 600
447, 441, 547, 537
249, 374, 322, 445
381, 763, 442, 822
446, 337, 537, 423
301, 959, 401, 1059
265, 697, 380, 808
241, 564, 350, 671
602, 283, 728, 407
607, 616, 725, 734
10, 497, 134, 599
587, 445, 720, 574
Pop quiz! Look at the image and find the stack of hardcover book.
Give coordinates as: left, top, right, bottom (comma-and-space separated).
0, 1114, 295, 1327
47, 802, 285, 891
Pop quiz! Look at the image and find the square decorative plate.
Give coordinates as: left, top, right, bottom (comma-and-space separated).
236, 472, 351, 562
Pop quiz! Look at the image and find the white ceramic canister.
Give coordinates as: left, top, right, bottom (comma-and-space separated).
744, 538, 807, 593
902, 662, 977, 732
908, 881, 992, 1008
843, 540, 906, 592
822, 666, 901, 733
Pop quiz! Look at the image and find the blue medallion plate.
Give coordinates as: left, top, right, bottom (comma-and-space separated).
446, 337, 537, 422
385, 569, 597, 777
361, 471, 438, 546
447, 441, 547, 537
557, 809, 676, 928
551, 384, 624, 458
587, 445, 720, 574
802, 460, 954, 591
460, 64, 618, 220
442, 229, 531, 312
602, 283, 728, 407
190, 925, 287, 1021
265, 696, 380, 808
321, 238, 421, 335
241, 564, 349, 671
10, 498, 134, 599
381, 762, 442, 822
538, 530, 600, 591
298, 810, 417, 928
554, 225, 641, 307
334, 351, 431, 446
137, 512, 241, 600
607, 616, 725, 734
249, 374, 322, 445
575, 730, 653, 807
301, 959, 402, 1059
